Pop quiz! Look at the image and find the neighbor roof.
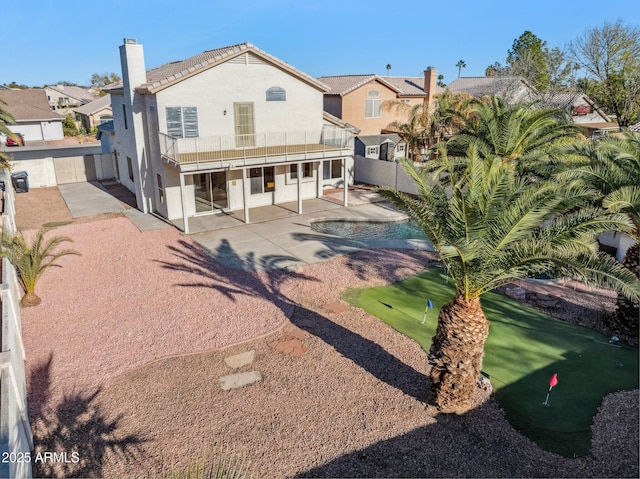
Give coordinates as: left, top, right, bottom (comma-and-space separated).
318, 74, 443, 97
0, 89, 63, 122
318, 73, 410, 96
73, 94, 112, 115
447, 76, 537, 103
128, 42, 329, 94
357, 133, 402, 146
538, 91, 611, 122
45, 85, 98, 104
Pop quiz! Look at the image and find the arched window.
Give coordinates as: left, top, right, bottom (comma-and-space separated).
266, 87, 286, 101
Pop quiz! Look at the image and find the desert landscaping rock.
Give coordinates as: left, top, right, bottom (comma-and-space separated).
219, 371, 263, 390
224, 350, 255, 369
15, 189, 638, 478
323, 301, 350, 314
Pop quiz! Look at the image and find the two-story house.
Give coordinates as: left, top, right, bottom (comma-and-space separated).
318, 68, 441, 136
110, 39, 354, 233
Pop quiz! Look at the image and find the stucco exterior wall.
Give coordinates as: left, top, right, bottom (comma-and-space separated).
339, 80, 419, 136
154, 55, 325, 137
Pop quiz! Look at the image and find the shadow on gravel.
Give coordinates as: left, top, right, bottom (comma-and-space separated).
28, 354, 146, 478
158, 238, 429, 401
295, 401, 585, 479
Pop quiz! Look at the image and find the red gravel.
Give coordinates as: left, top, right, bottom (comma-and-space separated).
22, 215, 639, 478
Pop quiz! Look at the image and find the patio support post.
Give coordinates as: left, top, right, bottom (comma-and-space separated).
317, 160, 323, 198
242, 167, 250, 224
179, 173, 190, 234
297, 161, 302, 214
343, 158, 348, 207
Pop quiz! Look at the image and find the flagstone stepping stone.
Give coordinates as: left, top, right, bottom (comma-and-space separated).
323, 301, 350, 314
282, 324, 309, 340
268, 338, 309, 357
224, 350, 255, 369
219, 371, 263, 390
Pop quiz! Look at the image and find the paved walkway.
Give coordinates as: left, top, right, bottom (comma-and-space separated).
58, 182, 433, 271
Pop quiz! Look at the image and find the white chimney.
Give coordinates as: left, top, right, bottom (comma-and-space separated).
119, 38, 146, 96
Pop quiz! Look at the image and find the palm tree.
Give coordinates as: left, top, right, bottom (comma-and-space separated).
386, 64, 392, 75
1, 229, 80, 306
377, 150, 639, 413
382, 101, 431, 161
444, 96, 581, 178
559, 132, 640, 335
0, 99, 16, 170
456, 59, 466, 78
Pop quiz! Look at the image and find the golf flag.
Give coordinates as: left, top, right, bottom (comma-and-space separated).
421, 299, 434, 324
542, 373, 558, 406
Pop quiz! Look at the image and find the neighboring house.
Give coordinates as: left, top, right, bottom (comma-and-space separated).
74, 94, 113, 132
355, 134, 405, 161
539, 91, 618, 137
109, 39, 354, 233
45, 85, 98, 111
318, 68, 442, 136
0, 89, 64, 142
447, 76, 618, 137
447, 76, 539, 105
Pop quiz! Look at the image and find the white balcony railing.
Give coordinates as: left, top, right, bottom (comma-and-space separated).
159, 127, 354, 168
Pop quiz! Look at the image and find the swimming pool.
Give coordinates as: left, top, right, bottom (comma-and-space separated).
310, 219, 428, 242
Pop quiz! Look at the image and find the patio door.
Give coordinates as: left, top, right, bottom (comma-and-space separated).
234, 102, 255, 148
194, 172, 228, 213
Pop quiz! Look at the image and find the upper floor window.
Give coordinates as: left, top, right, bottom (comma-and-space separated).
266, 87, 286, 101
166, 106, 199, 138
365, 90, 381, 118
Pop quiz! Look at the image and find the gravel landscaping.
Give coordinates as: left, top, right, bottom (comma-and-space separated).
15, 189, 639, 478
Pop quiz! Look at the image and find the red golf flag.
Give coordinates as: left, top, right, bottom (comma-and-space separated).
549, 373, 558, 388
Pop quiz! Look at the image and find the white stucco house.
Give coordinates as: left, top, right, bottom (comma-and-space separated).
109, 39, 354, 233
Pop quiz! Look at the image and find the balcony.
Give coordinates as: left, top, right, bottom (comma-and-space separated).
159, 128, 354, 172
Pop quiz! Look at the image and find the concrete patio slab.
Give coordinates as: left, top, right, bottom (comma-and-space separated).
58, 182, 126, 217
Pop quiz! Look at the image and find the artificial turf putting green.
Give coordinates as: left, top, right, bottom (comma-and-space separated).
344, 267, 639, 457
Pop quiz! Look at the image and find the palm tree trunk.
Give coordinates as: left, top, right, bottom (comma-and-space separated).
608, 242, 639, 337
428, 295, 490, 414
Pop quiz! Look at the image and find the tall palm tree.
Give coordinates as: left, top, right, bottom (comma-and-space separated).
1, 229, 80, 306
378, 150, 639, 413
559, 132, 640, 335
456, 60, 466, 78
444, 96, 581, 178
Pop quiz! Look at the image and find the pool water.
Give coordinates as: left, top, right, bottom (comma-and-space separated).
311, 219, 428, 242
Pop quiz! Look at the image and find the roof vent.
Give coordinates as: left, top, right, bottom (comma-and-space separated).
124, 38, 137, 44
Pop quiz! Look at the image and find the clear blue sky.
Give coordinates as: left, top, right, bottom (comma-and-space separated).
3, 0, 638, 87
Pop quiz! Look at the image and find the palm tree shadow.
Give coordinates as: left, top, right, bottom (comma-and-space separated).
28, 354, 146, 478
158, 238, 429, 401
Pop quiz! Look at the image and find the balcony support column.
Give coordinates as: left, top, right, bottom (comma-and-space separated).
297, 161, 302, 214
179, 173, 190, 234
343, 158, 348, 207
317, 160, 323, 198
242, 167, 250, 224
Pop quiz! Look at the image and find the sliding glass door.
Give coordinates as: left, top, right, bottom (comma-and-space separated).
193, 171, 228, 213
